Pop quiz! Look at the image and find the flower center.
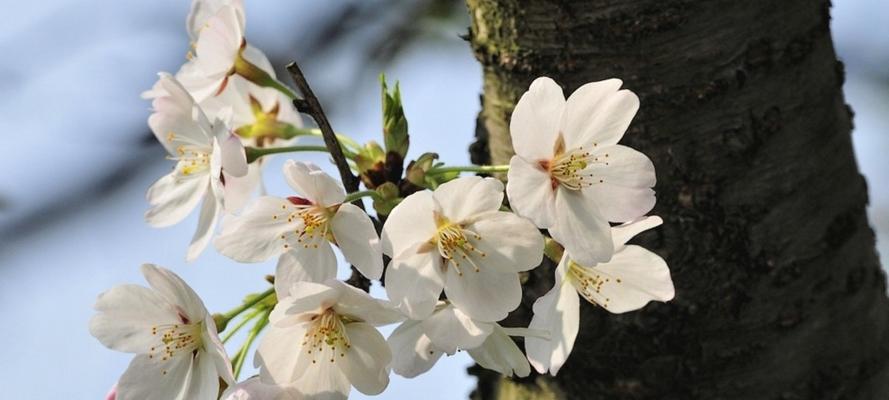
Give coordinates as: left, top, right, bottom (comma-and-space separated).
433, 214, 486, 276
542, 134, 609, 191
166, 131, 212, 177
567, 261, 620, 310
148, 311, 203, 375
273, 197, 335, 250
302, 308, 351, 364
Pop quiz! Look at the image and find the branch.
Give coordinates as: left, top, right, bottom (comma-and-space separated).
286, 61, 366, 212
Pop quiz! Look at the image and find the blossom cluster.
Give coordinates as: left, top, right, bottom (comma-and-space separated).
89, 2, 675, 399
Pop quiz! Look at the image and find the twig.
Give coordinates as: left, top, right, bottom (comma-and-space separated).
285, 61, 365, 212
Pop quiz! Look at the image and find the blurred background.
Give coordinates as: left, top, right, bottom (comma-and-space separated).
0, 1, 885, 398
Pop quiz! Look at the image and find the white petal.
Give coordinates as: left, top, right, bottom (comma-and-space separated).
193, 5, 242, 81
526, 258, 579, 375
340, 322, 391, 395
443, 261, 521, 322
140, 264, 207, 321
432, 176, 503, 223
148, 74, 213, 153
331, 203, 383, 280
187, 192, 221, 262
387, 320, 443, 378
384, 245, 444, 320
179, 350, 222, 400
221, 170, 256, 213
505, 156, 556, 228
276, 246, 337, 290
220, 376, 296, 400
214, 197, 296, 263
116, 354, 192, 400
585, 144, 656, 222
283, 161, 346, 206
256, 324, 310, 385
583, 245, 674, 313
89, 285, 178, 353
421, 305, 493, 354
290, 359, 350, 400
509, 77, 565, 160
202, 315, 234, 384
466, 326, 531, 378
331, 280, 404, 326
220, 132, 248, 177
549, 188, 612, 266
561, 83, 639, 149
145, 173, 208, 228
187, 0, 245, 40
380, 190, 436, 257
467, 210, 544, 274
611, 216, 663, 250
271, 281, 340, 322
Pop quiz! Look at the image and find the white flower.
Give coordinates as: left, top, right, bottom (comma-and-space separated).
178, 4, 246, 101
146, 73, 248, 261
214, 160, 384, 281
525, 216, 674, 375
89, 264, 233, 400
506, 76, 656, 265
388, 303, 530, 378
381, 176, 544, 321
220, 377, 300, 400
187, 0, 245, 42
255, 277, 402, 400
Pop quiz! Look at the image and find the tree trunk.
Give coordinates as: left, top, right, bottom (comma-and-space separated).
465, 1, 889, 399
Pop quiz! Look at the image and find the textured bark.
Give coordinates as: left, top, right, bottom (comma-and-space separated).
465, 1, 889, 399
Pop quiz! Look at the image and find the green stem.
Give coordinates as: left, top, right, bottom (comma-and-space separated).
426, 164, 510, 176
218, 287, 275, 328
343, 190, 382, 203
245, 145, 329, 163
265, 78, 298, 100
221, 307, 265, 344
232, 310, 271, 379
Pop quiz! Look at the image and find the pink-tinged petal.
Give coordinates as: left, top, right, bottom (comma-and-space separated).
421, 305, 493, 354
340, 322, 392, 395
384, 244, 445, 320
282, 160, 346, 206
526, 258, 579, 375
388, 320, 443, 378
549, 188, 612, 265
331, 203, 383, 280
186, 192, 221, 262
509, 77, 565, 160
506, 156, 556, 228
466, 326, 531, 378
443, 262, 521, 322
581, 245, 674, 313
585, 144, 656, 222
213, 196, 298, 263
432, 176, 504, 223
561, 84, 639, 149
466, 210, 544, 274
380, 190, 436, 257
276, 245, 337, 291
145, 172, 208, 228
194, 5, 242, 79
611, 216, 663, 250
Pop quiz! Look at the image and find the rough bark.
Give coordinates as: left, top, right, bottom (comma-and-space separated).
465, 1, 889, 399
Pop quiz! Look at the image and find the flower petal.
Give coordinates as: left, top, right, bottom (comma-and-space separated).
421, 305, 493, 354
276, 245, 337, 292
443, 261, 521, 322
179, 350, 222, 400
466, 326, 531, 378
549, 188, 612, 265
526, 258, 579, 375
256, 324, 310, 385
89, 284, 178, 354
331, 280, 403, 326
509, 77, 565, 160
381, 190, 436, 257
220, 132, 248, 178
467, 210, 544, 274
340, 322, 392, 395
140, 264, 207, 321
290, 358, 350, 400
506, 156, 556, 228
283, 160, 345, 206
186, 192, 220, 262
388, 320, 443, 378
432, 176, 504, 223
145, 173, 208, 228
384, 244, 445, 320
331, 203, 383, 280
611, 215, 663, 250
202, 315, 234, 384
583, 245, 674, 313
220, 376, 298, 400
560, 82, 639, 149
585, 144, 656, 222
271, 281, 340, 323
214, 196, 296, 262
116, 354, 193, 400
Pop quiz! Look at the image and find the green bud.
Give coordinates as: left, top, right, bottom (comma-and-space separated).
355, 141, 387, 188
372, 182, 402, 216
405, 152, 439, 187
380, 74, 409, 159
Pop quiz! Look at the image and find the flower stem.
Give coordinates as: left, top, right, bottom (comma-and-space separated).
245, 145, 329, 163
426, 164, 510, 176
217, 287, 276, 329
543, 237, 564, 264
232, 309, 271, 379
265, 78, 298, 100
221, 307, 265, 344
343, 190, 382, 204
